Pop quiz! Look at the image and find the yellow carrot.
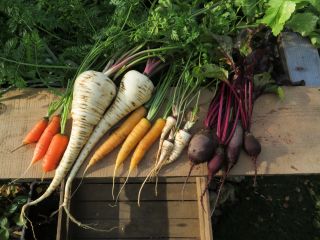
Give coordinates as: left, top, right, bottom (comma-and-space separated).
114, 118, 166, 204
111, 117, 151, 199
84, 106, 147, 174
129, 118, 166, 172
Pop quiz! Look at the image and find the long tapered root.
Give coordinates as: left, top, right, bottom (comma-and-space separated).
63, 205, 118, 232
252, 156, 258, 187
11, 143, 27, 153
181, 163, 195, 201
114, 172, 131, 206
112, 166, 118, 200
137, 170, 155, 206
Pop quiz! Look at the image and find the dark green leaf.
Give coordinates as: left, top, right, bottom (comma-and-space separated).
310, 0, 320, 11
6, 203, 18, 215
0, 228, 9, 240
0, 218, 8, 228
286, 12, 319, 36
193, 64, 228, 81
254, 72, 274, 88
211, 34, 233, 55
235, 0, 258, 18
13, 195, 27, 205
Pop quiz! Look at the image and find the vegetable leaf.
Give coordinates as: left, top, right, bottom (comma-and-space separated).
235, 0, 258, 18
309, 32, 320, 47
310, 0, 320, 11
259, 0, 296, 36
286, 12, 319, 36
277, 86, 285, 100
193, 64, 228, 81
0, 228, 9, 240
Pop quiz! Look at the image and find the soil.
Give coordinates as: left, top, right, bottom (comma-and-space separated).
213, 175, 320, 240
22, 182, 60, 240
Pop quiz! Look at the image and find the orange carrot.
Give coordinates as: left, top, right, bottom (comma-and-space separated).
42, 134, 69, 172
11, 117, 49, 152
84, 106, 147, 174
129, 118, 166, 172
31, 115, 60, 164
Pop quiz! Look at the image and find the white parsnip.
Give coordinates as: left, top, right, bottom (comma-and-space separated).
21, 71, 116, 222
165, 129, 192, 165
63, 70, 154, 227
154, 139, 174, 172
155, 116, 176, 163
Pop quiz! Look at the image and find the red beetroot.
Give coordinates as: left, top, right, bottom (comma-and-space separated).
182, 129, 218, 198
200, 146, 225, 211
188, 129, 218, 164
226, 122, 244, 170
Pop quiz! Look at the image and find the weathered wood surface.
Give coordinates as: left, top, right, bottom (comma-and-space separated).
59, 180, 202, 239
280, 32, 320, 86
1, 87, 320, 178
197, 177, 213, 240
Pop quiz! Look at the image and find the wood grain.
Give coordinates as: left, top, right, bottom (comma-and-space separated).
1, 87, 320, 178
72, 182, 197, 201
196, 177, 213, 240
58, 179, 202, 239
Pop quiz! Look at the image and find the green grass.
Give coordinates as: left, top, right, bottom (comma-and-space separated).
213, 175, 320, 240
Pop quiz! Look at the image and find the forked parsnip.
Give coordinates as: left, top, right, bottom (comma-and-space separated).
63, 70, 154, 228
155, 116, 176, 163
21, 70, 117, 223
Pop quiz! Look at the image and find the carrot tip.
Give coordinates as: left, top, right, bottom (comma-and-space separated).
10, 144, 26, 153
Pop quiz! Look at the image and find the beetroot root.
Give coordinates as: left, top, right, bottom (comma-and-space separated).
226, 122, 243, 170
188, 129, 218, 164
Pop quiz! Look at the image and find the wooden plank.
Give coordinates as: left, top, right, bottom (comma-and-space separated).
2, 87, 320, 178
196, 177, 213, 240
68, 219, 200, 238
229, 86, 320, 176
71, 201, 198, 219
0, 89, 207, 179
280, 32, 320, 86
72, 182, 197, 201
69, 177, 196, 184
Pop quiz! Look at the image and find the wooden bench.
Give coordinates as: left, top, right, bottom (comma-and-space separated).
1, 33, 320, 240
1, 86, 320, 240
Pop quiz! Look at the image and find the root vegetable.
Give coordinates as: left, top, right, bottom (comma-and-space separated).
21, 70, 117, 226
84, 106, 147, 174
64, 70, 154, 229
42, 134, 69, 172
188, 129, 217, 164
226, 122, 243, 169
31, 115, 61, 164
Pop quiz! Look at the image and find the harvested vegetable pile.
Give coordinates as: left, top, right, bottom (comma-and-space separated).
0, 0, 317, 236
